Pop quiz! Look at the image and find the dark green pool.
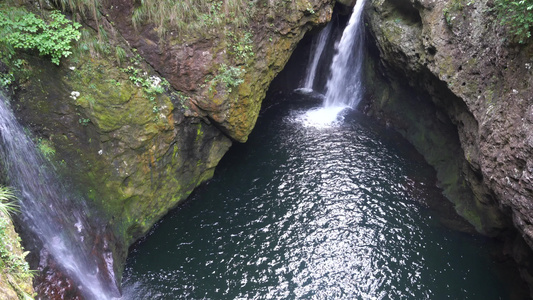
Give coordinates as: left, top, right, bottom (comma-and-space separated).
122, 95, 516, 299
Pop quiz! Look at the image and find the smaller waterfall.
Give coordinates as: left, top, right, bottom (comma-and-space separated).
0, 94, 118, 299
302, 22, 333, 91
324, 0, 366, 108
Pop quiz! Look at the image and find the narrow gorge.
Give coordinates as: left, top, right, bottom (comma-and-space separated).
0, 0, 532, 299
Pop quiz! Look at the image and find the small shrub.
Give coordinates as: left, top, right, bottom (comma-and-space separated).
0, 8, 81, 65
0, 186, 34, 294
227, 31, 255, 61
212, 64, 244, 93
115, 46, 127, 65
37, 138, 56, 161
495, 0, 533, 43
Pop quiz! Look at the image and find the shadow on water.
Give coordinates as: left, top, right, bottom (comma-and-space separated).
122, 91, 527, 299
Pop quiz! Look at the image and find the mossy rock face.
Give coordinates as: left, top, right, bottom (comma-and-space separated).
0, 213, 34, 300
365, 0, 533, 236
12, 51, 232, 280
102, 0, 335, 142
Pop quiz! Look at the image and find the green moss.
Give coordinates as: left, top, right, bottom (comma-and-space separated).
381, 21, 404, 43
37, 138, 56, 161
457, 203, 483, 232
195, 123, 204, 142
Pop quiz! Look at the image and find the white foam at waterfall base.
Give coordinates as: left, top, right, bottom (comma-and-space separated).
292, 105, 349, 128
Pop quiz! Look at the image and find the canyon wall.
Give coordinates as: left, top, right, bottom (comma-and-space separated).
363, 0, 533, 291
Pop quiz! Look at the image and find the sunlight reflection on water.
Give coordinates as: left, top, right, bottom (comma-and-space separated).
122, 101, 511, 300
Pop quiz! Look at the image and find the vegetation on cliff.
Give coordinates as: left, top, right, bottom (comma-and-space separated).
0, 5, 81, 66
131, 0, 252, 38
0, 3, 81, 91
0, 187, 34, 299
495, 0, 533, 43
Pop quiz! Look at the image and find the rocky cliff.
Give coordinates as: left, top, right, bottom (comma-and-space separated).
363, 0, 533, 292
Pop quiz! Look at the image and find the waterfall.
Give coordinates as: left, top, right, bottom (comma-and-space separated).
324, 0, 366, 108
302, 22, 333, 91
0, 94, 118, 299
296, 0, 367, 128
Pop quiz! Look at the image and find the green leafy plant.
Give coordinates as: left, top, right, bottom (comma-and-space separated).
495, 0, 533, 43
78, 118, 90, 126
0, 71, 15, 89
211, 64, 244, 93
306, 3, 315, 15
172, 91, 190, 110
0, 187, 19, 217
227, 31, 255, 61
0, 8, 81, 65
443, 0, 464, 28
37, 138, 56, 160
121, 54, 170, 117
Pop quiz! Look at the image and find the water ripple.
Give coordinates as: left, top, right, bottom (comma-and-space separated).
122, 103, 513, 299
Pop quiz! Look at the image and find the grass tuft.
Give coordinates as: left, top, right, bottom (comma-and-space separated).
0, 186, 19, 217
131, 0, 257, 39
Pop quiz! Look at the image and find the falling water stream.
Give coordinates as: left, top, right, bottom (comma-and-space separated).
0, 94, 117, 299
302, 22, 333, 91
324, 0, 366, 108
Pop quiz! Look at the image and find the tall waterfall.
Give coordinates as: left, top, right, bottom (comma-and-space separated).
302, 22, 333, 91
324, 0, 366, 108
0, 94, 117, 299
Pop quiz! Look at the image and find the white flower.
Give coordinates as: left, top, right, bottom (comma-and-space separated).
149, 76, 162, 88
70, 91, 80, 100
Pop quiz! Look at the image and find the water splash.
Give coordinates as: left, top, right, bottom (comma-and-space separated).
324, 0, 366, 108
292, 106, 348, 129
302, 22, 333, 91
0, 94, 118, 299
